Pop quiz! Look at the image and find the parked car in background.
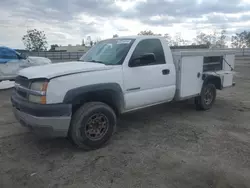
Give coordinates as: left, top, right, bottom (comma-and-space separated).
0, 46, 52, 82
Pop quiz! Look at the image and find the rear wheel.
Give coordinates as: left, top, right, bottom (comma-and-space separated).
195, 83, 216, 110
69, 102, 117, 150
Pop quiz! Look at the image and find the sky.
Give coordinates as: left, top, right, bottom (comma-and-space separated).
1, 0, 250, 49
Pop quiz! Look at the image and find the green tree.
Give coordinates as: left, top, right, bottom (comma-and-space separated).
86, 36, 94, 47
194, 29, 227, 48
93, 37, 101, 45
164, 33, 174, 46
138, 30, 155, 35
194, 32, 212, 46
231, 31, 250, 48
49, 44, 59, 51
214, 29, 227, 48
90, 41, 93, 46
172, 33, 189, 46
22, 29, 48, 51
81, 39, 85, 46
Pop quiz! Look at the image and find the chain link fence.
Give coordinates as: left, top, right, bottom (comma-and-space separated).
22, 48, 250, 61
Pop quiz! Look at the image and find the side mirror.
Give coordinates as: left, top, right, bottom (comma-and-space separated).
130, 53, 156, 67
18, 53, 27, 59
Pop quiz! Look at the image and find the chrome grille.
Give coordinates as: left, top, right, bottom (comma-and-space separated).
16, 90, 27, 98
15, 76, 30, 87
15, 76, 30, 99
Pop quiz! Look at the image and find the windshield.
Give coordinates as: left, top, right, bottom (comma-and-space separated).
79, 38, 135, 65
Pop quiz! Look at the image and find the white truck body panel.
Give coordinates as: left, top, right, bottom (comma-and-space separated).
122, 37, 176, 110
16, 36, 235, 110
11, 36, 237, 150
204, 70, 234, 88
122, 63, 176, 110
46, 66, 123, 104
179, 56, 203, 98
221, 72, 234, 87
11, 36, 236, 145
19, 61, 112, 79
172, 50, 235, 100
223, 54, 235, 71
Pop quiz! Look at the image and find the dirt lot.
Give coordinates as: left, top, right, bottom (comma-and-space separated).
0, 59, 250, 188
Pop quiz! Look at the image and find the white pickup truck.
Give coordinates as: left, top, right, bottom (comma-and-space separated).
11, 36, 235, 150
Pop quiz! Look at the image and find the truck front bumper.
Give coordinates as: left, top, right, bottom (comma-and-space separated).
11, 94, 72, 138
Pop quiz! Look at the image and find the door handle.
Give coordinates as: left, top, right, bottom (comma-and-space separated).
162, 69, 170, 75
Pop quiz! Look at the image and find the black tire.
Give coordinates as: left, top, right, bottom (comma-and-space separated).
69, 102, 117, 150
195, 83, 216, 110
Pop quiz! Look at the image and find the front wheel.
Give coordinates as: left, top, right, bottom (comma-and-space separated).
69, 102, 117, 150
195, 83, 216, 110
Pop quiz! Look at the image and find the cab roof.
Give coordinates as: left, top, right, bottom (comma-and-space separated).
0, 46, 16, 52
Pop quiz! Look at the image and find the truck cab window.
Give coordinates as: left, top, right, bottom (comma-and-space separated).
79, 38, 135, 65
130, 39, 166, 66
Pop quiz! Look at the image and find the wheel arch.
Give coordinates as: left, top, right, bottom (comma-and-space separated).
202, 74, 222, 90
63, 83, 124, 115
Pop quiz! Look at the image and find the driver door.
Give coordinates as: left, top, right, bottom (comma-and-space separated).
122, 38, 176, 110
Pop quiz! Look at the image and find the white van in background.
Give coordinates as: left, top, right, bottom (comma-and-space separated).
0, 46, 51, 82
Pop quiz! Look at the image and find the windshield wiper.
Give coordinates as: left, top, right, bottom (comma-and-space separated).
78, 59, 106, 64
89, 60, 105, 64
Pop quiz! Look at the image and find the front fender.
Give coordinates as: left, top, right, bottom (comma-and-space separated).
63, 83, 125, 112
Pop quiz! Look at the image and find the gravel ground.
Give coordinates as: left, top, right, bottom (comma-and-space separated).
0, 59, 250, 188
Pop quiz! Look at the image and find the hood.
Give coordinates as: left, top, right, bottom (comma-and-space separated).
18, 61, 113, 79
27, 56, 52, 65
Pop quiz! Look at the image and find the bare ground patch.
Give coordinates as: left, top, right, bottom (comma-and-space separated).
0, 59, 250, 188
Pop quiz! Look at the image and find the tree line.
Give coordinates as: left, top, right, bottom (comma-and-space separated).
136, 29, 250, 49
22, 28, 250, 51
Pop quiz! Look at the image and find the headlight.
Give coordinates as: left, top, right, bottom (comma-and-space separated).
28, 81, 48, 104
30, 81, 47, 91
29, 95, 46, 104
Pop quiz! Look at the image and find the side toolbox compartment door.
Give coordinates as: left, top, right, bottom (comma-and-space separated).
222, 54, 235, 88
179, 56, 203, 98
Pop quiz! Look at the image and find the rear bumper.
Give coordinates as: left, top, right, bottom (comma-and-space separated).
11, 94, 72, 137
